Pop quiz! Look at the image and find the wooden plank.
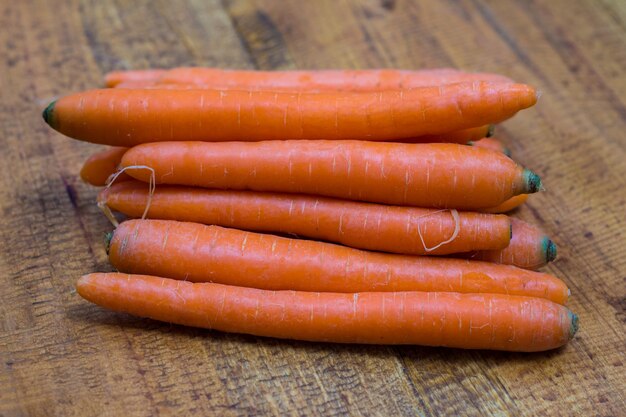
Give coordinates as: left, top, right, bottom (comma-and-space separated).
0, 0, 624, 416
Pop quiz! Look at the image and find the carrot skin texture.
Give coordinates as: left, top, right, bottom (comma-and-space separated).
114, 80, 160, 89
80, 147, 130, 186
77, 273, 577, 351
101, 181, 513, 255
104, 70, 166, 87
468, 218, 556, 270
469, 137, 511, 157
43, 82, 537, 145
156, 68, 515, 90
108, 219, 569, 304
120, 141, 538, 209
399, 125, 492, 144
482, 194, 529, 214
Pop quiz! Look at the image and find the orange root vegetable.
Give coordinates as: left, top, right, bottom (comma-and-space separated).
80, 147, 130, 186
469, 137, 511, 157
113, 80, 160, 89
120, 141, 541, 210
77, 272, 578, 351
467, 218, 556, 270
104, 69, 166, 87
482, 194, 529, 214
107, 219, 569, 304
100, 181, 512, 255
155, 67, 514, 89
42, 82, 537, 145
399, 125, 494, 144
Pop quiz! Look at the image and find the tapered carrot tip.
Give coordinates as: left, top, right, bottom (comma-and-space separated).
544, 238, 557, 262
76, 275, 90, 298
486, 124, 496, 138
42, 100, 56, 125
569, 311, 579, 339
522, 169, 542, 194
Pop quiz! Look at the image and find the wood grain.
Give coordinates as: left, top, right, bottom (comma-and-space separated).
1, 0, 624, 416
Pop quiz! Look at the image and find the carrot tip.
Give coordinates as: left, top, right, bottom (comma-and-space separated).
545, 239, 557, 262
75, 275, 91, 299
569, 311, 579, 339
42, 100, 56, 125
522, 169, 542, 194
486, 124, 496, 138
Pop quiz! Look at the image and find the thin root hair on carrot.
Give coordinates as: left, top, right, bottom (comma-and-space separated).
99, 165, 156, 227
417, 209, 461, 252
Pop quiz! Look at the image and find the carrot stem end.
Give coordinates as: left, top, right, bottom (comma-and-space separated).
42, 100, 56, 125
569, 311, 579, 339
545, 239, 557, 262
522, 169, 542, 194
104, 232, 113, 255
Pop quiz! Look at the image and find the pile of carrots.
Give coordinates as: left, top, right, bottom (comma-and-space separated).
44, 67, 578, 352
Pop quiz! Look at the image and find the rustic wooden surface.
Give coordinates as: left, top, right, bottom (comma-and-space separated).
1, 0, 624, 415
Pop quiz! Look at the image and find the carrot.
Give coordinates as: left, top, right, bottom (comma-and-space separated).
104, 69, 166, 87
482, 194, 529, 214
100, 181, 512, 255
77, 272, 578, 351
467, 218, 556, 270
113, 80, 160, 89
469, 137, 511, 157
42, 82, 537, 145
399, 125, 494, 144
155, 67, 515, 90
107, 219, 569, 304
80, 147, 130, 186
120, 141, 541, 210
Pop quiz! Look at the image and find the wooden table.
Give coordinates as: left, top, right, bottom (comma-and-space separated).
2, 1, 624, 415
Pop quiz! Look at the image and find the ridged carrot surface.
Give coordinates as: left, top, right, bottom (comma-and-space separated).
77, 273, 577, 351
104, 69, 166, 87
43, 82, 537, 145
155, 68, 514, 89
120, 141, 540, 209
113, 80, 161, 89
108, 219, 569, 304
80, 147, 130, 186
469, 137, 511, 157
400, 125, 493, 144
101, 181, 512, 255
469, 218, 556, 270
482, 194, 529, 214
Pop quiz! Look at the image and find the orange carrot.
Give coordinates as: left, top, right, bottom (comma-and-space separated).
120, 141, 541, 210
80, 147, 130, 186
113, 80, 160, 89
469, 137, 511, 157
104, 69, 166, 87
100, 181, 512, 255
155, 67, 514, 90
467, 218, 556, 270
108, 219, 569, 304
42, 82, 537, 145
77, 272, 578, 351
482, 194, 529, 214
399, 125, 494, 144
